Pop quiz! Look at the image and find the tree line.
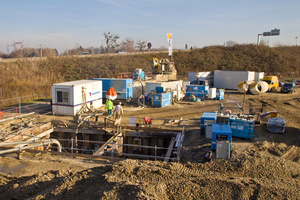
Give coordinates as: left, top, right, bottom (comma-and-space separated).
0, 32, 161, 58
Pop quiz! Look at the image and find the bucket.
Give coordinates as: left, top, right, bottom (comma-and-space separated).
270, 111, 278, 118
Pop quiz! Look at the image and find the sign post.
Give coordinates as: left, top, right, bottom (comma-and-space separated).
257, 28, 280, 45
167, 33, 172, 57
147, 42, 152, 52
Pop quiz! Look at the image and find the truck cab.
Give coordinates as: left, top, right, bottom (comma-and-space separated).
190, 79, 208, 86
262, 76, 279, 91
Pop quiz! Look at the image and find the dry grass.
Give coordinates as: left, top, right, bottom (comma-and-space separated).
0, 45, 299, 103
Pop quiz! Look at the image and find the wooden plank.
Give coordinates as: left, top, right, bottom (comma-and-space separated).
14, 128, 54, 148
93, 132, 122, 156
164, 137, 176, 162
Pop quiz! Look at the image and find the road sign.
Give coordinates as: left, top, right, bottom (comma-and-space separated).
263, 32, 271, 36
147, 42, 152, 49
271, 29, 280, 36
263, 29, 280, 36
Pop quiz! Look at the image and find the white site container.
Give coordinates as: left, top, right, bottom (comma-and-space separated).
188, 72, 212, 82
208, 88, 217, 99
182, 81, 190, 93
254, 72, 265, 81
145, 80, 183, 94
132, 81, 145, 99
52, 80, 102, 116
214, 71, 255, 90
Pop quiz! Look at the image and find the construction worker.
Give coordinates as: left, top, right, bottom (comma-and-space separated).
114, 102, 123, 119
105, 99, 113, 118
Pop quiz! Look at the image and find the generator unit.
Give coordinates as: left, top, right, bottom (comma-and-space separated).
200, 112, 218, 136
186, 85, 209, 97
229, 114, 255, 139
212, 123, 232, 150
152, 92, 172, 108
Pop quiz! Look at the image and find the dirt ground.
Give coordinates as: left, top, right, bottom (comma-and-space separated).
0, 90, 299, 199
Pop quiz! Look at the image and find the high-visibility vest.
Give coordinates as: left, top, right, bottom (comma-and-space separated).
106, 100, 113, 109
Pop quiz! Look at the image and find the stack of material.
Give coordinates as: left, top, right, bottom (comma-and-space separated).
267, 118, 286, 133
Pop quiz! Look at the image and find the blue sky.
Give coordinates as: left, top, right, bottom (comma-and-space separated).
0, 0, 299, 54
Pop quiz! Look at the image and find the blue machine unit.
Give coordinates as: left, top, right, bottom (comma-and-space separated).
186, 85, 209, 97
212, 123, 232, 150
216, 89, 224, 100
201, 112, 218, 136
200, 112, 218, 129
156, 86, 164, 93
153, 92, 171, 108
134, 71, 145, 80
92, 78, 133, 100
228, 115, 255, 139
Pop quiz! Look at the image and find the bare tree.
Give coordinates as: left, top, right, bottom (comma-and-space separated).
103, 32, 120, 53
226, 40, 238, 47
120, 38, 135, 52
135, 40, 147, 52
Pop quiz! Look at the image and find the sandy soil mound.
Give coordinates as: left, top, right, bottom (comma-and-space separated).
0, 146, 299, 200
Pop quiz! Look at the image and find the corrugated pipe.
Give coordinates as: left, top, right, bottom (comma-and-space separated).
237, 80, 254, 93
0, 139, 62, 155
249, 81, 269, 95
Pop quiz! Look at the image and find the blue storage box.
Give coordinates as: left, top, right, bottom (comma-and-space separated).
212, 123, 232, 150
229, 115, 255, 139
186, 85, 209, 97
216, 89, 224, 100
153, 92, 171, 107
92, 78, 133, 100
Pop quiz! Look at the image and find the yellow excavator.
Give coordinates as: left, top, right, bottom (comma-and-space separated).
151, 57, 177, 81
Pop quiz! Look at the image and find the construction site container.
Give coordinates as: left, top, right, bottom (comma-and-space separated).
212, 123, 232, 150
52, 80, 102, 116
214, 71, 255, 90
255, 72, 265, 81
152, 92, 171, 107
188, 72, 213, 85
145, 80, 183, 94
185, 85, 209, 97
92, 78, 132, 100
216, 89, 225, 100
228, 115, 255, 139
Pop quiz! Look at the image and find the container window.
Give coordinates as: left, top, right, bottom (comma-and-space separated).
57, 91, 69, 103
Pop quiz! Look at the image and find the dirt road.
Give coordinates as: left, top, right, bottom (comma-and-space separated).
0, 90, 299, 199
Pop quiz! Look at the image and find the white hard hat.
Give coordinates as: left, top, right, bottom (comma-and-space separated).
119, 102, 122, 105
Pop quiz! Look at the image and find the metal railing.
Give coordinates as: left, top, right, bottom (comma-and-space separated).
52, 137, 179, 162
0, 93, 51, 121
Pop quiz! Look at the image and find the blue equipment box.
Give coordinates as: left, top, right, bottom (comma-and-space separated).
156, 86, 164, 93
92, 78, 133, 100
228, 115, 255, 139
200, 112, 218, 129
212, 123, 232, 150
186, 85, 209, 97
134, 71, 145, 80
216, 89, 224, 100
153, 92, 171, 108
